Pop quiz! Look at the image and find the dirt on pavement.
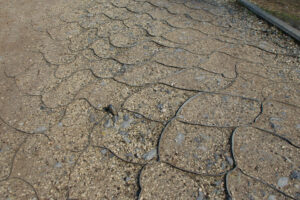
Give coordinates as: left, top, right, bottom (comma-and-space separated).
0, 0, 299, 199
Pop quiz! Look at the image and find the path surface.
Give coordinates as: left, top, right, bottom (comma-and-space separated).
0, 0, 299, 199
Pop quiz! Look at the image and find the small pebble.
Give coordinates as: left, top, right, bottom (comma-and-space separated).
269, 118, 281, 130
55, 162, 62, 168
226, 156, 234, 166
108, 152, 114, 158
142, 149, 157, 160
125, 153, 134, 158
195, 75, 206, 81
175, 132, 185, 145
121, 120, 131, 129
100, 81, 107, 86
202, 114, 209, 119
290, 170, 300, 180
101, 149, 107, 155
124, 177, 131, 182
175, 48, 183, 52
134, 113, 142, 118
221, 162, 226, 170
89, 114, 96, 123
197, 191, 205, 200
222, 95, 229, 102
123, 114, 130, 121
107, 104, 117, 116
157, 103, 164, 111
104, 119, 112, 128
123, 136, 131, 144
268, 195, 276, 200
178, 115, 184, 119
119, 131, 128, 136
113, 115, 119, 124
215, 180, 222, 186
34, 126, 47, 133
277, 177, 289, 188
68, 156, 74, 164
87, 38, 94, 44
214, 153, 220, 161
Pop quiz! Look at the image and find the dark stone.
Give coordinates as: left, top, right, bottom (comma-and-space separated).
105, 104, 118, 116
123, 114, 130, 121
290, 170, 300, 180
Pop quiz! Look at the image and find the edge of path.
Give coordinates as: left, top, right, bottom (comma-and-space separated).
237, 0, 300, 42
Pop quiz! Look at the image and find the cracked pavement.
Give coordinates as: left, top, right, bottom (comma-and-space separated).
0, 0, 299, 199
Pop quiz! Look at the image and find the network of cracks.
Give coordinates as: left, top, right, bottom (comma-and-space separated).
0, 0, 299, 199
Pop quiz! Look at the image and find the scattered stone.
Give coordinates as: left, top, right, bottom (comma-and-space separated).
268, 195, 277, 200
290, 170, 300, 180
112, 115, 119, 124
123, 136, 131, 144
157, 103, 165, 112
197, 191, 205, 200
134, 113, 142, 118
143, 149, 157, 160
106, 104, 118, 116
104, 119, 112, 128
124, 176, 131, 182
125, 153, 134, 158
175, 132, 185, 145
269, 117, 282, 130
119, 131, 128, 136
226, 156, 234, 166
277, 177, 289, 188
123, 114, 130, 121
54, 162, 62, 168
89, 113, 96, 123
34, 126, 47, 134
120, 120, 131, 129
101, 149, 107, 155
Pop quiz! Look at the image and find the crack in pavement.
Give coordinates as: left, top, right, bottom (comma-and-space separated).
0, 0, 299, 199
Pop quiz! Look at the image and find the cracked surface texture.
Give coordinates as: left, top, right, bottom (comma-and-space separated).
0, 0, 299, 199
